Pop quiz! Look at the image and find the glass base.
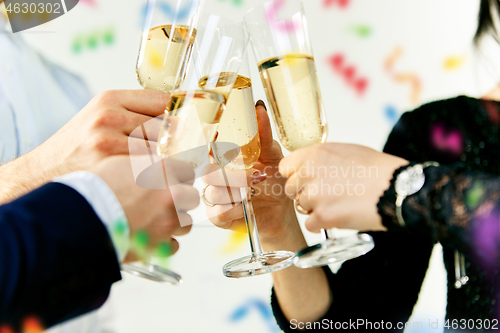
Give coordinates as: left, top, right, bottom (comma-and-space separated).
294, 233, 374, 269
121, 262, 182, 285
223, 251, 295, 278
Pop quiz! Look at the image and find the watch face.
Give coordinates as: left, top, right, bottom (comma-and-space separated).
395, 164, 425, 197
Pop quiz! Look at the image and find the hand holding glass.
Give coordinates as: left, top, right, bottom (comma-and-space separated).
245, 0, 374, 268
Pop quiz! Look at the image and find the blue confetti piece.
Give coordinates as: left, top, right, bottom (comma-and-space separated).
384, 105, 399, 124
140, 0, 194, 28
229, 298, 280, 332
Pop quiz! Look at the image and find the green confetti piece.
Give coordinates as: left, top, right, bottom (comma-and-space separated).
102, 28, 115, 45
218, 0, 244, 6
466, 182, 485, 210
133, 230, 150, 249
87, 33, 99, 49
113, 219, 127, 238
348, 25, 372, 38
156, 242, 173, 258
72, 36, 83, 54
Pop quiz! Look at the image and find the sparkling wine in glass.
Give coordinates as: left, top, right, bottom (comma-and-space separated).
204, 64, 295, 277
157, 13, 249, 166
245, 0, 374, 269
137, 24, 196, 92
122, 0, 204, 285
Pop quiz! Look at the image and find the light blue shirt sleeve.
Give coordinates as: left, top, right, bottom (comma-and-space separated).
0, 13, 92, 164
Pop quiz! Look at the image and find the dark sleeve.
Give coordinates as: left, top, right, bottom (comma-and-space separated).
0, 183, 122, 331
379, 163, 500, 279
270, 231, 434, 332
269, 107, 442, 332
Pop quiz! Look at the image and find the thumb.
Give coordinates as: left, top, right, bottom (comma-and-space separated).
255, 100, 277, 158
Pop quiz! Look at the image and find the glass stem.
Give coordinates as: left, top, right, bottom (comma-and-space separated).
322, 229, 335, 241
240, 186, 264, 258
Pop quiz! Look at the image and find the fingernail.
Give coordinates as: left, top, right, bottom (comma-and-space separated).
255, 99, 267, 110
252, 171, 267, 183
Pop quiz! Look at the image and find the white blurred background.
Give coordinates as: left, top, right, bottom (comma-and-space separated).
13, 0, 500, 331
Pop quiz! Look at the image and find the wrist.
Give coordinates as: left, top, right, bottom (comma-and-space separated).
260, 205, 307, 252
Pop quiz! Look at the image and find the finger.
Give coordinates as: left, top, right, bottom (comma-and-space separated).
128, 137, 158, 155
171, 222, 193, 236
305, 201, 380, 233
169, 184, 200, 211
255, 101, 273, 155
205, 185, 242, 205
127, 115, 163, 139
201, 164, 266, 187
162, 158, 196, 185
146, 213, 191, 242
278, 151, 308, 178
283, 172, 305, 200
117, 90, 169, 117
130, 156, 196, 191
206, 203, 244, 227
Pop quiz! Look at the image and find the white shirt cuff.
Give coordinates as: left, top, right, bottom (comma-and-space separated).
54, 171, 130, 262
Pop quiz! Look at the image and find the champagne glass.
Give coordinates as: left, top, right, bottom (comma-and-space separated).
136, 0, 203, 93
155, 13, 250, 271
206, 56, 295, 278
157, 16, 249, 168
121, 0, 204, 285
244, 0, 374, 269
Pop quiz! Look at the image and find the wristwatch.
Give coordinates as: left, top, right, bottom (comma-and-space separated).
394, 161, 440, 226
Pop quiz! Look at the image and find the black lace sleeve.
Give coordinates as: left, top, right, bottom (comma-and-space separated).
379, 163, 500, 276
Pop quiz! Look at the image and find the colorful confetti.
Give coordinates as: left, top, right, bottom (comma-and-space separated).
131, 230, 150, 261
443, 55, 467, 71
324, 0, 350, 9
471, 209, 500, 275
384, 47, 422, 105
431, 123, 464, 156
328, 53, 369, 96
466, 181, 486, 210
218, 0, 245, 7
156, 242, 173, 258
347, 24, 372, 38
71, 26, 116, 54
230, 299, 280, 332
265, 0, 301, 33
219, 224, 247, 254
384, 105, 399, 124
141, 0, 193, 26
79, 0, 97, 7
22, 317, 44, 333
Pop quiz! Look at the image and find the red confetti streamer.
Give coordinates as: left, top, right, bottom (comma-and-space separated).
22, 316, 44, 333
328, 53, 369, 96
324, 0, 350, 9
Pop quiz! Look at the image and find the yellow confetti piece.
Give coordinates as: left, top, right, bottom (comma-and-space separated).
148, 46, 164, 69
443, 55, 467, 71
219, 224, 248, 254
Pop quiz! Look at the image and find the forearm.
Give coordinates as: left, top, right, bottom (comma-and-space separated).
0, 150, 48, 204
260, 208, 332, 324
0, 137, 74, 204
